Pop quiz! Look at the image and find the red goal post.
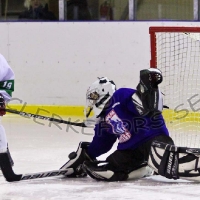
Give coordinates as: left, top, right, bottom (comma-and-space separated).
150, 26, 200, 68
149, 26, 200, 148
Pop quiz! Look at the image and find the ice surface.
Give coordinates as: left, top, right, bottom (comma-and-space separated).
1, 115, 200, 200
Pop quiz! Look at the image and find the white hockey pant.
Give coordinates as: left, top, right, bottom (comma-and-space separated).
0, 117, 7, 153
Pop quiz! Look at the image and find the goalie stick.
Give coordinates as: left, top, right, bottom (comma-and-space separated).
5, 108, 87, 127
20, 168, 73, 181
1, 152, 75, 182
3, 168, 73, 182
4, 168, 74, 182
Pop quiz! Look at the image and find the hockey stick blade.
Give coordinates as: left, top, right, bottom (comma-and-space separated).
20, 168, 74, 181
5, 168, 74, 182
5, 108, 87, 127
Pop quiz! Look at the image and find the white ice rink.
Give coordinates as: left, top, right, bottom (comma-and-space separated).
1, 115, 200, 200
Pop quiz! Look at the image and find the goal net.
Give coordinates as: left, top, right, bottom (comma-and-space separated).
149, 26, 200, 148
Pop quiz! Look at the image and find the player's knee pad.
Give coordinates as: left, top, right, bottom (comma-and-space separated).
148, 141, 200, 181
60, 142, 94, 178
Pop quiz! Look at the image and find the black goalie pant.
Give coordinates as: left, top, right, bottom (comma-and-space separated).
106, 134, 174, 172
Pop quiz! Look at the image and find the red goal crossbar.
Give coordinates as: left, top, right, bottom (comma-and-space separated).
149, 26, 200, 68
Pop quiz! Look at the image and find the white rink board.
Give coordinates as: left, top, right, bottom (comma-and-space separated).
0, 21, 199, 105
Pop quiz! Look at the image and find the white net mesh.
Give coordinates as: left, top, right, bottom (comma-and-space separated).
153, 30, 200, 148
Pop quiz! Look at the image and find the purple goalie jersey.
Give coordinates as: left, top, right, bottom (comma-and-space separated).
87, 88, 169, 159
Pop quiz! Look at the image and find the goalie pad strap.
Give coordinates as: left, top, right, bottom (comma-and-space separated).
178, 147, 200, 154
151, 141, 178, 151
179, 154, 197, 164
149, 142, 179, 179
196, 157, 199, 171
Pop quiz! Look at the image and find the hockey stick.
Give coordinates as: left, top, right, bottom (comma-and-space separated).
5, 108, 87, 127
4, 168, 74, 182
20, 168, 73, 181
1, 152, 75, 182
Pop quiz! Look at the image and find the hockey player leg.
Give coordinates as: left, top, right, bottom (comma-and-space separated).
0, 123, 21, 182
7, 146, 14, 166
148, 141, 200, 181
0, 124, 14, 167
60, 142, 94, 177
0, 147, 14, 176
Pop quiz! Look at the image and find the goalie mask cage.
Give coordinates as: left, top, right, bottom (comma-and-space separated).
149, 26, 200, 148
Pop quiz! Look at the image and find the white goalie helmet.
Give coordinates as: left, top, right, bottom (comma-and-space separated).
85, 77, 116, 119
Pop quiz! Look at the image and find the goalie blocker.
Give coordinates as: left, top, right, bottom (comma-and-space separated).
148, 141, 200, 181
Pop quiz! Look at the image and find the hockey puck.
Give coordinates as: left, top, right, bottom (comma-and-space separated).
68, 152, 77, 159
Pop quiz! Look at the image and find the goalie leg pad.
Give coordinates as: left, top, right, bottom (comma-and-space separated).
83, 161, 128, 182
148, 141, 179, 179
83, 161, 153, 182
60, 142, 93, 178
148, 141, 200, 181
177, 147, 200, 181
128, 165, 154, 180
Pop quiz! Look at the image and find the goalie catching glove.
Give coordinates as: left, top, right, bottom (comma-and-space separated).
148, 141, 200, 181
133, 68, 163, 116
60, 142, 95, 178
